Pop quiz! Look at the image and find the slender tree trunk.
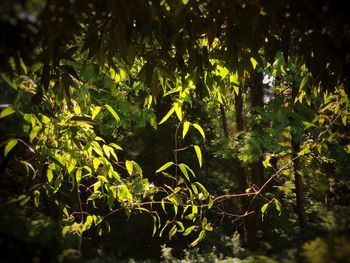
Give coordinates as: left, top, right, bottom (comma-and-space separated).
291, 139, 307, 228
250, 72, 265, 189
246, 71, 265, 248
291, 83, 307, 229
324, 162, 334, 209
220, 104, 229, 137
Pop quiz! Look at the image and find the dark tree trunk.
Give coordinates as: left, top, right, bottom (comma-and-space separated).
291, 139, 307, 228
220, 104, 229, 137
291, 83, 308, 229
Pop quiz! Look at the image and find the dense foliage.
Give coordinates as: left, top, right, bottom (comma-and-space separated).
1, 0, 349, 262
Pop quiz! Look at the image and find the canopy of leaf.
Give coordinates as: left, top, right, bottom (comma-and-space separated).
1, 0, 349, 93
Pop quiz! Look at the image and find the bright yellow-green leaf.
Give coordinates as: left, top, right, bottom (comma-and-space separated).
182, 0, 189, 5
183, 226, 196, 236
34, 190, 40, 207
0, 106, 15, 118
105, 104, 120, 121
183, 121, 190, 139
274, 199, 282, 215
102, 145, 110, 158
159, 107, 175, 124
93, 158, 101, 170
233, 85, 239, 95
342, 115, 347, 126
193, 145, 202, 167
261, 203, 269, 219
230, 71, 239, 85
156, 162, 174, 173
30, 126, 41, 142
109, 143, 123, 151
47, 169, 53, 183
76, 169, 82, 184
190, 230, 206, 247
300, 75, 308, 89
179, 163, 189, 181
4, 139, 18, 157
169, 225, 177, 240
125, 160, 133, 175
174, 103, 182, 121
193, 123, 205, 139
132, 161, 143, 176
250, 57, 258, 69
92, 106, 101, 120
262, 155, 272, 168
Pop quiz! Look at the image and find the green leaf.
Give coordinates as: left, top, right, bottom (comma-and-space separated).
262, 155, 272, 168
179, 163, 189, 181
156, 162, 174, 173
4, 139, 18, 157
30, 126, 41, 142
47, 169, 53, 183
92, 106, 101, 120
105, 104, 120, 122
193, 123, 205, 139
76, 169, 82, 184
174, 103, 182, 121
193, 145, 202, 167
300, 75, 308, 89
183, 121, 190, 138
132, 161, 143, 176
169, 225, 177, 240
303, 121, 316, 128
183, 225, 196, 236
342, 115, 347, 126
34, 190, 40, 207
190, 230, 206, 247
161, 199, 167, 214
109, 143, 123, 151
0, 106, 15, 118
125, 160, 133, 175
250, 57, 258, 69
93, 158, 101, 170
274, 199, 282, 215
159, 107, 175, 124
261, 203, 269, 219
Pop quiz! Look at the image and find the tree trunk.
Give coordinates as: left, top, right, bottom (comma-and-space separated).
291, 83, 307, 229
291, 139, 307, 228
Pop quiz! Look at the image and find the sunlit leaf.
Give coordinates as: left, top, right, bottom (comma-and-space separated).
193, 145, 202, 167
263, 155, 272, 168
183, 225, 196, 236
159, 107, 175, 124
4, 139, 18, 157
250, 57, 258, 69
193, 123, 205, 139
30, 126, 41, 142
169, 225, 177, 240
34, 190, 40, 207
183, 121, 190, 138
179, 163, 189, 180
274, 199, 282, 215
47, 169, 53, 183
190, 230, 206, 247
156, 162, 174, 173
126, 160, 133, 175
0, 106, 15, 118
261, 203, 269, 219
174, 103, 182, 121
300, 75, 308, 89
105, 104, 120, 122
76, 169, 82, 184
92, 106, 101, 120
